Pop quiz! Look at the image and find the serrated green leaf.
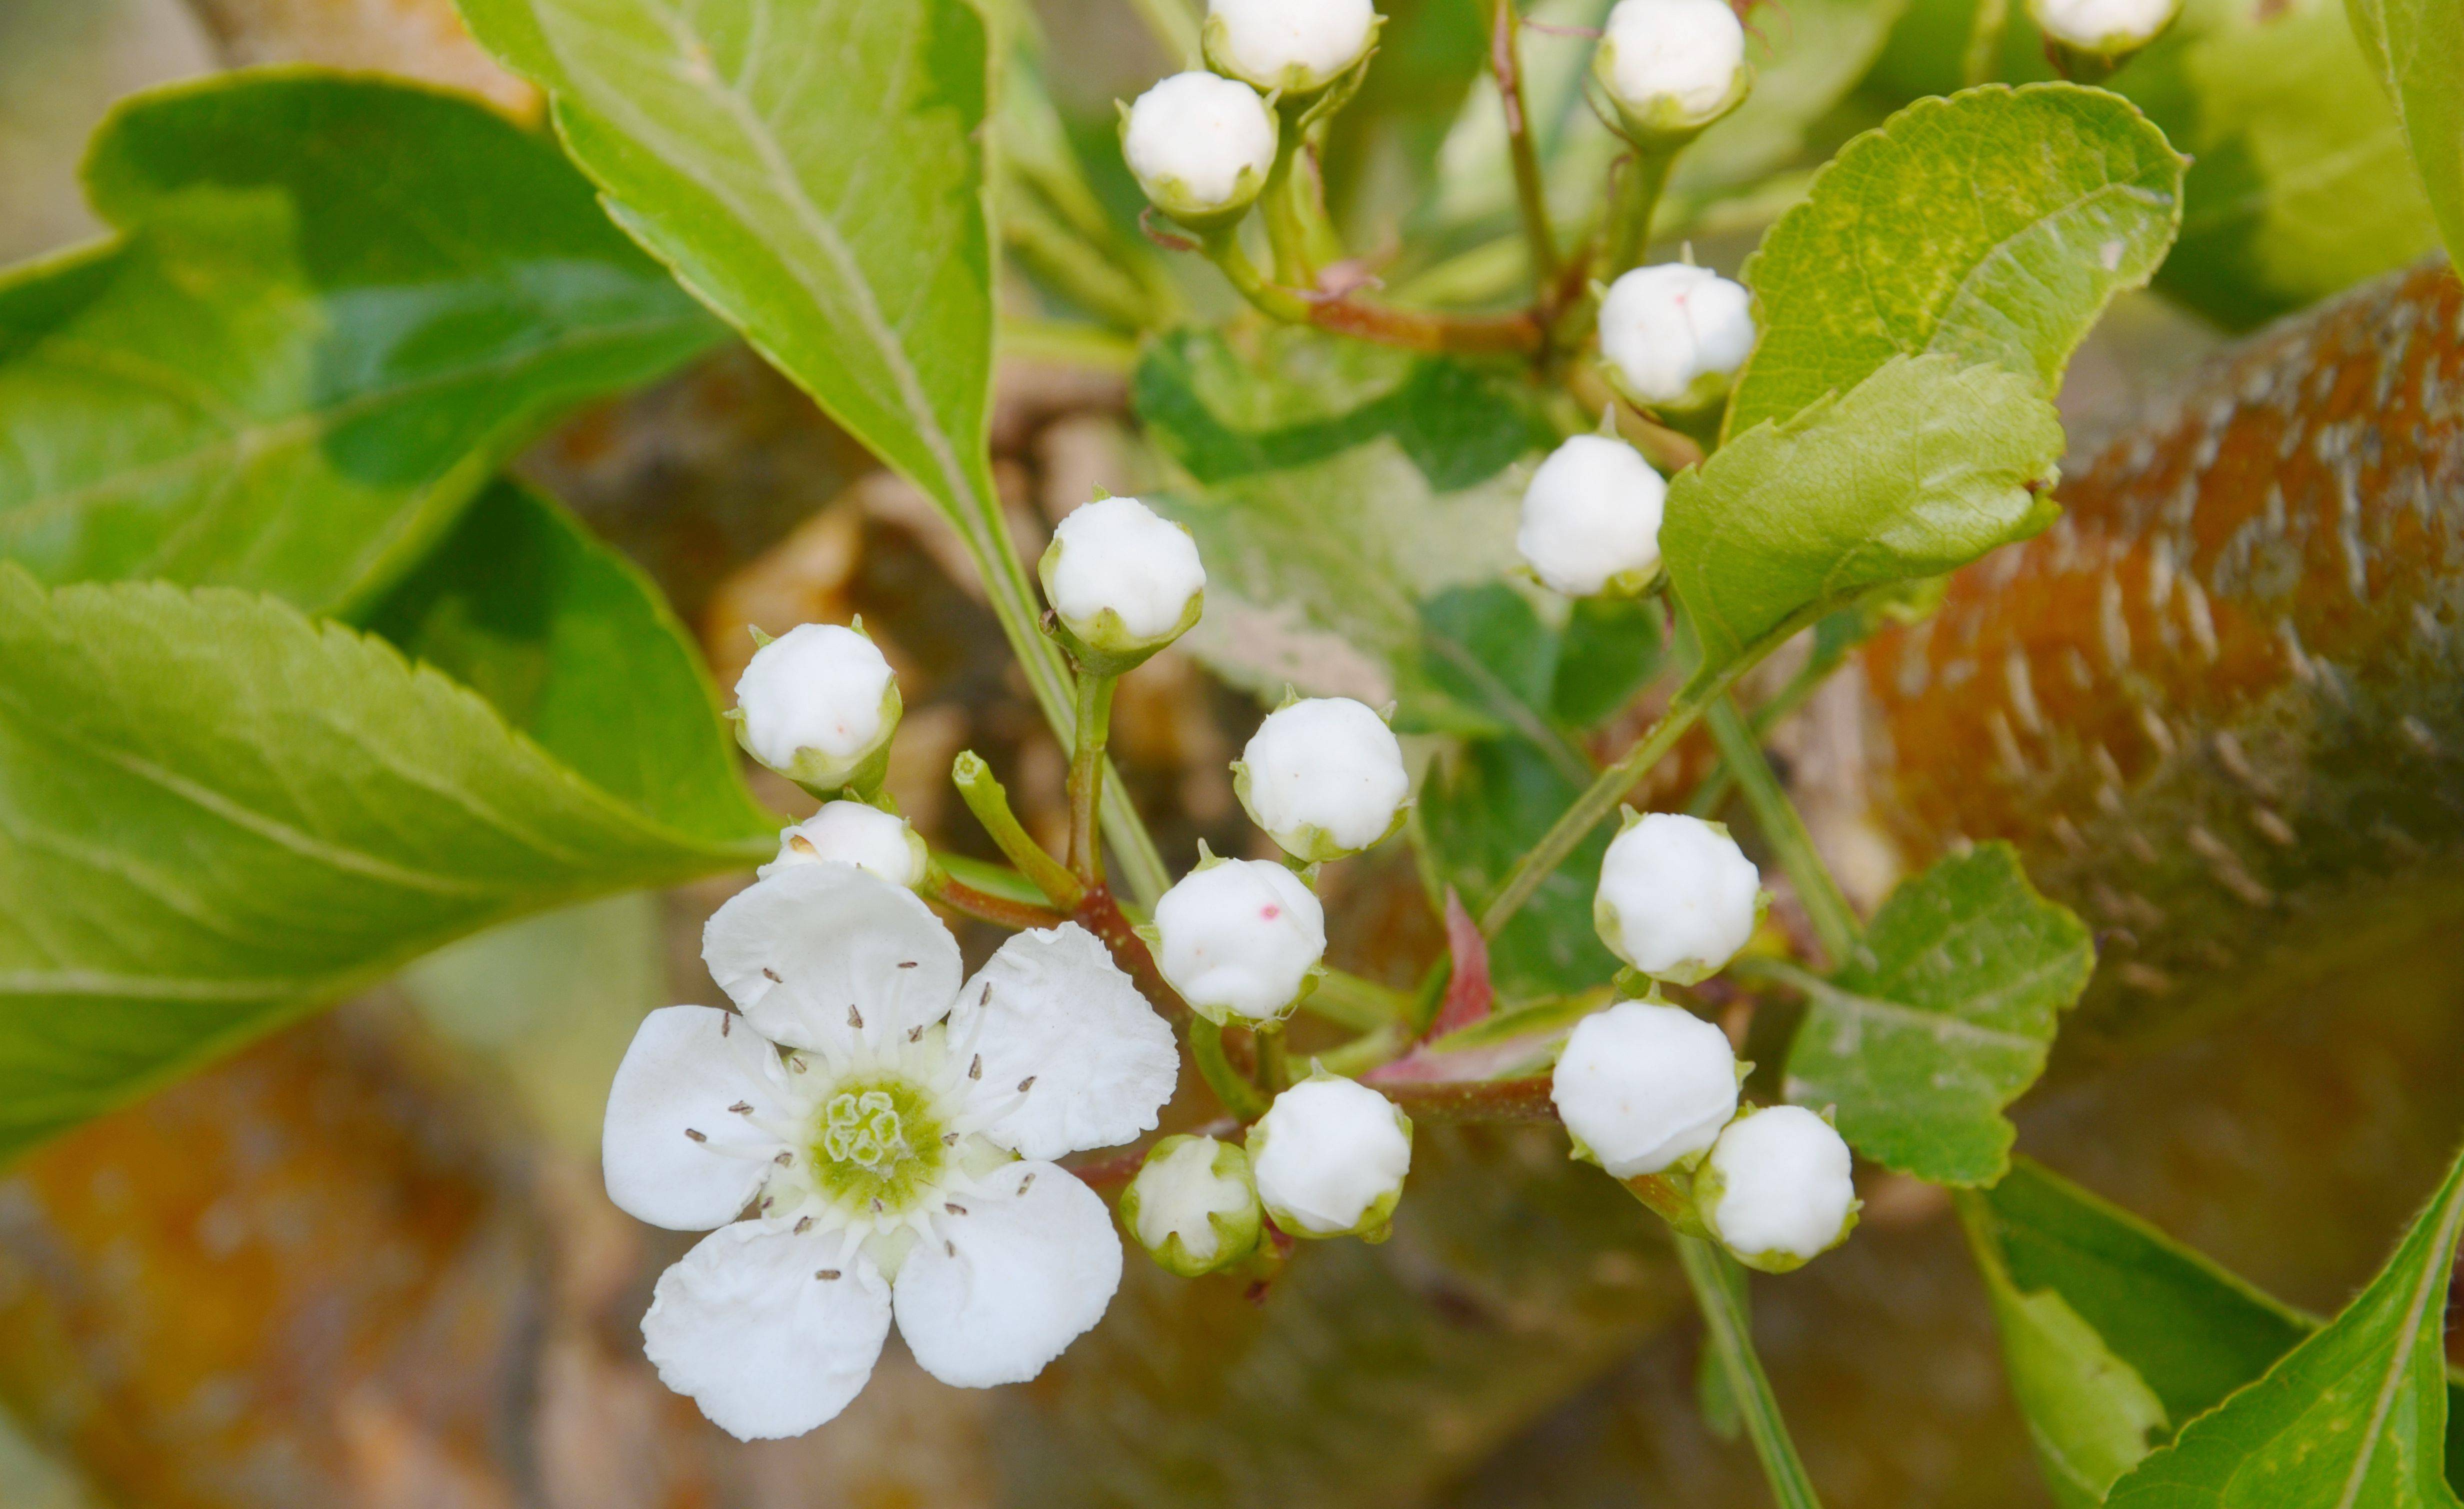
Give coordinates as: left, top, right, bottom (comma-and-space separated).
0, 69, 720, 612
2342, 0, 2464, 266
1728, 84, 2184, 439
2104, 1140, 2464, 1508
1780, 842, 2093, 1184
0, 568, 769, 1164
359, 480, 772, 842
454, 0, 1003, 565
1664, 354, 2064, 674
2113, 0, 2440, 328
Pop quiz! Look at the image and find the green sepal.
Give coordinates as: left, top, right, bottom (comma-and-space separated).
1118, 97, 1278, 231
1594, 51, 1752, 151
1118, 1134, 1265, 1278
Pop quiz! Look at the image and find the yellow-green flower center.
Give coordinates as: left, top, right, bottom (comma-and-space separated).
810, 1076, 945, 1212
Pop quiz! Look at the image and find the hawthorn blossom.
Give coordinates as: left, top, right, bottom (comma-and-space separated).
602, 864, 1178, 1438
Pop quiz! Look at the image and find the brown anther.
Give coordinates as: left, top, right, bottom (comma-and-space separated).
968, 1054, 982, 1080
1017, 1075, 1036, 1093
898, 960, 919, 970
684, 1128, 708, 1143
942, 1132, 960, 1146
790, 1056, 808, 1073
1018, 1172, 1036, 1194
848, 1004, 864, 1029
774, 1152, 792, 1166
946, 1202, 967, 1216
728, 1101, 753, 1114
788, 834, 818, 856
816, 1268, 841, 1281
720, 1015, 732, 1036
870, 1198, 884, 1214
761, 967, 782, 984
945, 1240, 956, 1257
794, 1216, 814, 1234
908, 1026, 923, 1042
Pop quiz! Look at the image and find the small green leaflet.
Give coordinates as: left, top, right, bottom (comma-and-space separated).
0, 70, 720, 612
1662, 354, 2064, 675
2342, 0, 2464, 267
1726, 84, 2184, 440
2104, 1140, 2464, 1506
0, 540, 768, 1164
1780, 844, 2094, 1186
454, 0, 1002, 584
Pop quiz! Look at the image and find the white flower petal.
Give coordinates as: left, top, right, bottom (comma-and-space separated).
949, 924, 1179, 1160
642, 1220, 892, 1440
703, 864, 964, 1056
602, 1005, 790, 1231
892, 1161, 1121, 1388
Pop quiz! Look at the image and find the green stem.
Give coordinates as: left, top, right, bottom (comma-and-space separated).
952, 750, 1083, 909
1478, 657, 1745, 938
1304, 970, 1414, 1029
1260, 108, 1319, 287
1604, 144, 1678, 280
1256, 1024, 1290, 1094
925, 870, 1070, 932
1203, 226, 1546, 355
1686, 636, 1862, 820
1191, 1018, 1270, 1121
1204, 228, 1317, 322
1675, 1234, 1824, 1509
1700, 696, 1861, 966
1488, 0, 1560, 291
1312, 1022, 1408, 1076
1066, 666, 1118, 887
1126, 0, 1202, 68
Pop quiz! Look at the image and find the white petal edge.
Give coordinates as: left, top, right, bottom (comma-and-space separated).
948, 924, 1179, 1160
642, 1220, 892, 1440
892, 1161, 1122, 1389
703, 864, 964, 1058
602, 1005, 791, 1231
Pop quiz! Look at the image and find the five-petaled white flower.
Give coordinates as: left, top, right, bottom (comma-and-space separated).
602, 864, 1178, 1440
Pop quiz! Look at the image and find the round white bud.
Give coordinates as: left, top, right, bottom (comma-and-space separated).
1234, 697, 1410, 862
1702, 1105, 1858, 1272
1550, 1000, 1740, 1176
1598, 263, 1756, 410
1122, 72, 1278, 222
730, 623, 900, 794
2028, 0, 2181, 54
1039, 496, 1208, 668
1119, 1134, 1264, 1276
1150, 856, 1326, 1023
1594, 812, 1762, 984
1248, 1073, 1414, 1239
1204, 0, 1381, 94
758, 801, 928, 889
1596, 0, 1750, 140
1516, 434, 1668, 598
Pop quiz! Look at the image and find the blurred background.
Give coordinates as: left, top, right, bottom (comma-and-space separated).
2, 1, 2459, 1506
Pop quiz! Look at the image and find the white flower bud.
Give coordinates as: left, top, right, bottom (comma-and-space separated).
760, 802, 929, 889
731, 623, 900, 794
1550, 1000, 1740, 1176
2027, 0, 2182, 56
1150, 855, 1326, 1023
1119, 1134, 1263, 1276
1039, 496, 1208, 669
1204, 0, 1382, 94
1594, 812, 1762, 984
1248, 1073, 1413, 1240
1598, 263, 1756, 411
1516, 434, 1668, 598
1702, 1105, 1859, 1272
1122, 72, 1278, 224
1234, 697, 1410, 862
1596, 0, 1750, 142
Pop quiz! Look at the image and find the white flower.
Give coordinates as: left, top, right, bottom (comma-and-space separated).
732, 623, 900, 794
2028, 0, 2180, 54
1118, 1134, 1262, 1276
1594, 811, 1762, 984
1702, 1105, 1859, 1272
760, 802, 929, 889
1204, 0, 1382, 93
1516, 434, 1668, 598
1550, 1000, 1740, 1176
1234, 696, 1410, 861
1150, 855, 1326, 1022
1596, 0, 1749, 138
1249, 1072, 1414, 1238
1598, 263, 1756, 410
602, 865, 1178, 1439
1122, 72, 1278, 222
1039, 496, 1208, 666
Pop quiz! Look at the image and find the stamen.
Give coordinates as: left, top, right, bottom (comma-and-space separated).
968, 1054, 982, 1080
816, 1268, 841, 1281
848, 1004, 864, 1030
944, 1240, 956, 1257
790, 1056, 808, 1073
1017, 1075, 1036, 1092
774, 1151, 793, 1166
908, 1026, 923, 1042
1018, 1172, 1036, 1196
898, 960, 920, 970
794, 1216, 814, 1234
684, 1128, 707, 1143
721, 1015, 732, 1036
788, 834, 818, 856
942, 1131, 960, 1146
946, 1202, 968, 1216
761, 968, 782, 984
729, 1101, 753, 1114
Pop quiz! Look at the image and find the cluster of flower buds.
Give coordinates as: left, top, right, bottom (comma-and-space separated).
1122, 0, 1383, 228
1595, 0, 1752, 146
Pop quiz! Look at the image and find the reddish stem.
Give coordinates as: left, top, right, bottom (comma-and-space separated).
1375, 1074, 1560, 1124
931, 876, 1068, 932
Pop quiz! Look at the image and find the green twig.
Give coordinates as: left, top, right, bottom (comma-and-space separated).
1676, 1234, 1824, 1509
1066, 666, 1118, 888
1126, 0, 1202, 68
1604, 144, 1678, 280
1191, 1018, 1270, 1121
925, 870, 1070, 931
1488, 0, 1560, 292
1700, 696, 1860, 966
952, 750, 1083, 910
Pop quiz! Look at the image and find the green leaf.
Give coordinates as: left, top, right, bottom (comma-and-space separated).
1552, 596, 1668, 728
1664, 354, 2064, 674
1780, 842, 2094, 1184
1727, 84, 2185, 440
0, 69, 721, 612
1414, 738, 1620, 1000
1396, 583, 1663, 744
2104, 1141, 2464, 1507
0, 568, 768, 1164
2342, 0, 2464, 266
2113, 0, 2443, 327
455, 0, 1002, 558
358, 480, 772, 842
